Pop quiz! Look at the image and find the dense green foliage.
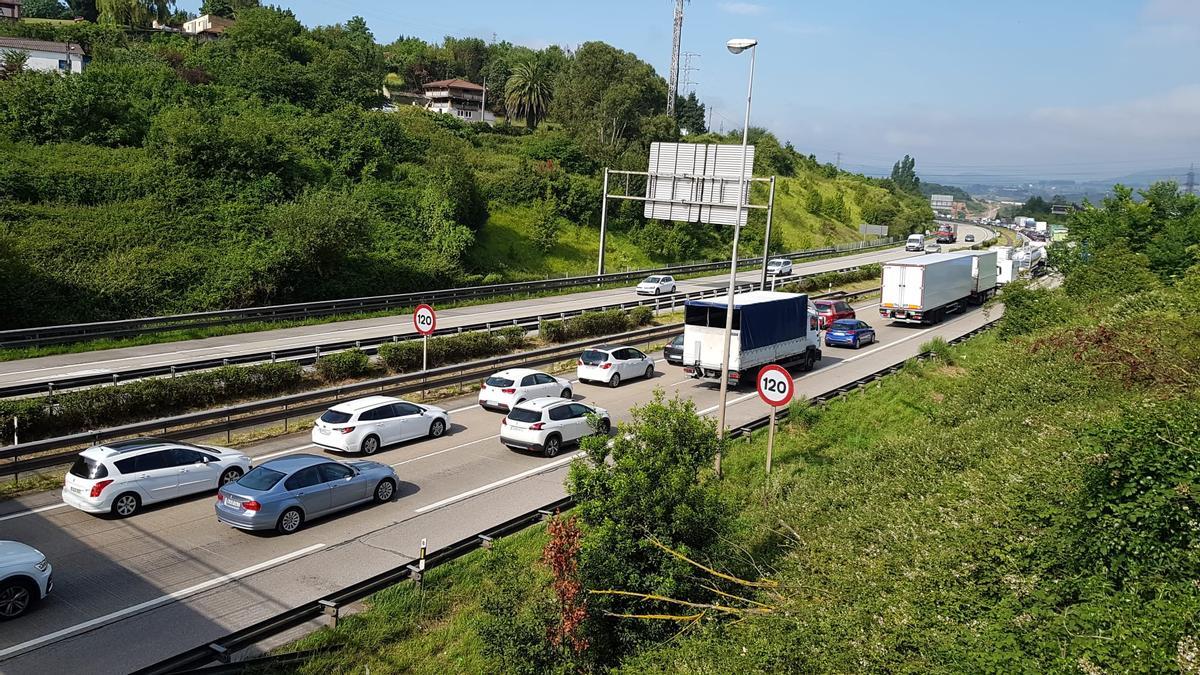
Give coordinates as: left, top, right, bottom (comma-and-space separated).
376, 326, 526, 372
0, 12, 930, 330
314, 348, 369, 382
0, 361, 302, 443
538, 306, 652, 343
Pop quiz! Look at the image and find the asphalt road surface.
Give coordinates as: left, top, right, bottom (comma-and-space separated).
0, 289, 1000, 674
0, 227, 993, 393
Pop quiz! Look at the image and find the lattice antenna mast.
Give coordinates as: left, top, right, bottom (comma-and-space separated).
667, 0, 686, 116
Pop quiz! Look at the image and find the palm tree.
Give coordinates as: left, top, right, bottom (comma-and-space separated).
0, 50, 27, 80
504, 56, 553, 130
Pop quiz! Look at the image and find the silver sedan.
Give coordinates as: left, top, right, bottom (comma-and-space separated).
215, 454, 399, 534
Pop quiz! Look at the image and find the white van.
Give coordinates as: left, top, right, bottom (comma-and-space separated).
905, 234, 925, 251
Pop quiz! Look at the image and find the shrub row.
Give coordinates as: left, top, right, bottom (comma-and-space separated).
315, 349, 371, 382
777, 263, 882, 294
539, 306, 654, 343
0, 362, 303, 444
377, 326, 527, 372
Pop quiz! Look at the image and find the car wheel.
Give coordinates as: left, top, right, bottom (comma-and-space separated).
608, 373, 621, 388
374, 479, 396, 503
543, 435, 562, 458
853, 338, 860, 349
360, 435, 380, 455
644, 364, 654, 379
219, 467, 243, 487
111, 492, 140, 518
653, 287, 660, 295
276, 508, 304, 535
0, 579, 35, 620
428, 418, 446, 438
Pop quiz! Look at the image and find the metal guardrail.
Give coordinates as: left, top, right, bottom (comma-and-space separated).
130, 316, 1000, 675
0, 264, 876, 398
0, 238, 899, 349
0, 287, 881, 478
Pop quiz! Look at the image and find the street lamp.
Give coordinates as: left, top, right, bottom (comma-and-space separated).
714, 37, 757, 477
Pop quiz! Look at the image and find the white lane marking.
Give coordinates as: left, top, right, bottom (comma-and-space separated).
413, 452, 581, 514
255, 443, 317, 461
0, 503, 67, 523
0, 543, 326, 660
449, 403, 480, 414
390, 434, 502, 467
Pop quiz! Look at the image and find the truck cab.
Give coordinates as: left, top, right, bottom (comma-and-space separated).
905, 234, 925, 251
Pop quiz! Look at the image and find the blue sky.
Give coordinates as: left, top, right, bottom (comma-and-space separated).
185, 1, 1200, 182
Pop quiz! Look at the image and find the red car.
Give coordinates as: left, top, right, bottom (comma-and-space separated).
812, 299, 856, 329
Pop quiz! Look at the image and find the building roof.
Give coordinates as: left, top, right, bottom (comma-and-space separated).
0, 36, 84, 54
423, 78, 484, 91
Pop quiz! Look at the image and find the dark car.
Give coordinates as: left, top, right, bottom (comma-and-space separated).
664, 334, 683, 366
965, 234, 976, 242
812, 299, 856, 329
824, 319, 876, 349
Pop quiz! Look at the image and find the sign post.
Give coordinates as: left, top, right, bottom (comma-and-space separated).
756, 364, 794, 475
413, 304, 437, 372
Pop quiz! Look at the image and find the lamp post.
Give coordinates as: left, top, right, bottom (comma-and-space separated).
714, 37, 757, 477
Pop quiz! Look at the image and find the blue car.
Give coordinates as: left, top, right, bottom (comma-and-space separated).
824, 319, 877, 349
215, 454, 399, 534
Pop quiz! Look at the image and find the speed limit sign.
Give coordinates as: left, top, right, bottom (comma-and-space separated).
413, 304, 437, 336
756, 364, 794, 408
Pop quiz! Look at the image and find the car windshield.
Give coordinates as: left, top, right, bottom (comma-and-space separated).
830, 320, 859, 330
69, 456, 108, 479
670, 335, 683, 347
643, 276, 662, 283
507, 407, 543, 424
237, 466, 286, 491
769, 259, 787, 266
813, 301, 833, 310
320, 410, 352, 424
580, 350, 610, 365
485, 376, 514, 387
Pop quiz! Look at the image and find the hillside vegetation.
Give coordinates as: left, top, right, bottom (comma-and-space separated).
0, 12, 930, 328
274, 181, 1200, 673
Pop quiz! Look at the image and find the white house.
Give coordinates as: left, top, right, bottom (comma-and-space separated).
0, 37, 85, 74
422, 78, 495, 124
182, 14, 235, 39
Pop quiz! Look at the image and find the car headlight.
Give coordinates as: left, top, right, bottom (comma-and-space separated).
35, 557, 50, 572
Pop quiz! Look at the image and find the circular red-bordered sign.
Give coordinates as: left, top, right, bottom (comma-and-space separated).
757, 364, 794, 407
413, 304, 437, 336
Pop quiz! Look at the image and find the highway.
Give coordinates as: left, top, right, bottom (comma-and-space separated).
0, 285, 1000, 674
0, 231, 991, 394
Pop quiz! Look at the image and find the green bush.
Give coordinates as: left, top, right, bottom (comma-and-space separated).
919, 336, 955, 365
377, 326, 527, 373
315, 348, 370, 382
0, 362, 303, 444
777, 263, 881, 294
539, 308, 654, 344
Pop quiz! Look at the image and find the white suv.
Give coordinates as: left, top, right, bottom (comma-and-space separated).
500, 398, 610, 457
62, 438, 251, 518
765, 258, 793, 276
478, 368, 572, 411
577, 345, 655, 388
311, 396, 449, 455
0, 541, 52, 620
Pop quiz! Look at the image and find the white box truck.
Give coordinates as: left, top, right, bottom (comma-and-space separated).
682, 291, 822, 388
960, 250, 998, 301
878, 253, 976, 325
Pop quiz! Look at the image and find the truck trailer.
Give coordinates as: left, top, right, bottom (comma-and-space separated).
682, 291, 821, 388
960, 250, 998, 301
878, 253, 986, 325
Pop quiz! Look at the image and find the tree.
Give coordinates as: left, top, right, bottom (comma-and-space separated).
97, 0, 174, 27
66, 0, 99, 20
675, 91, 706, 134
0, 50, 28, 80
505, 54, 553, 130
198, 0, 258, 18
890, 154, 921, 195
22, 0, 72, 18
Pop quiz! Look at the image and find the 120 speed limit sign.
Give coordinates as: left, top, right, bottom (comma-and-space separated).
757, 364, 794, 407
413, 304, 437, 336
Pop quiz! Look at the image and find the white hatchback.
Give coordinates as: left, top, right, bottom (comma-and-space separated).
478, 368, 572, 412
0, 541, 52, 620
635, 275, 676, 295
500, 398, 610, 457
62, 438, 251, 518
311, 396, 449, 455
576, 345, 655, 388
